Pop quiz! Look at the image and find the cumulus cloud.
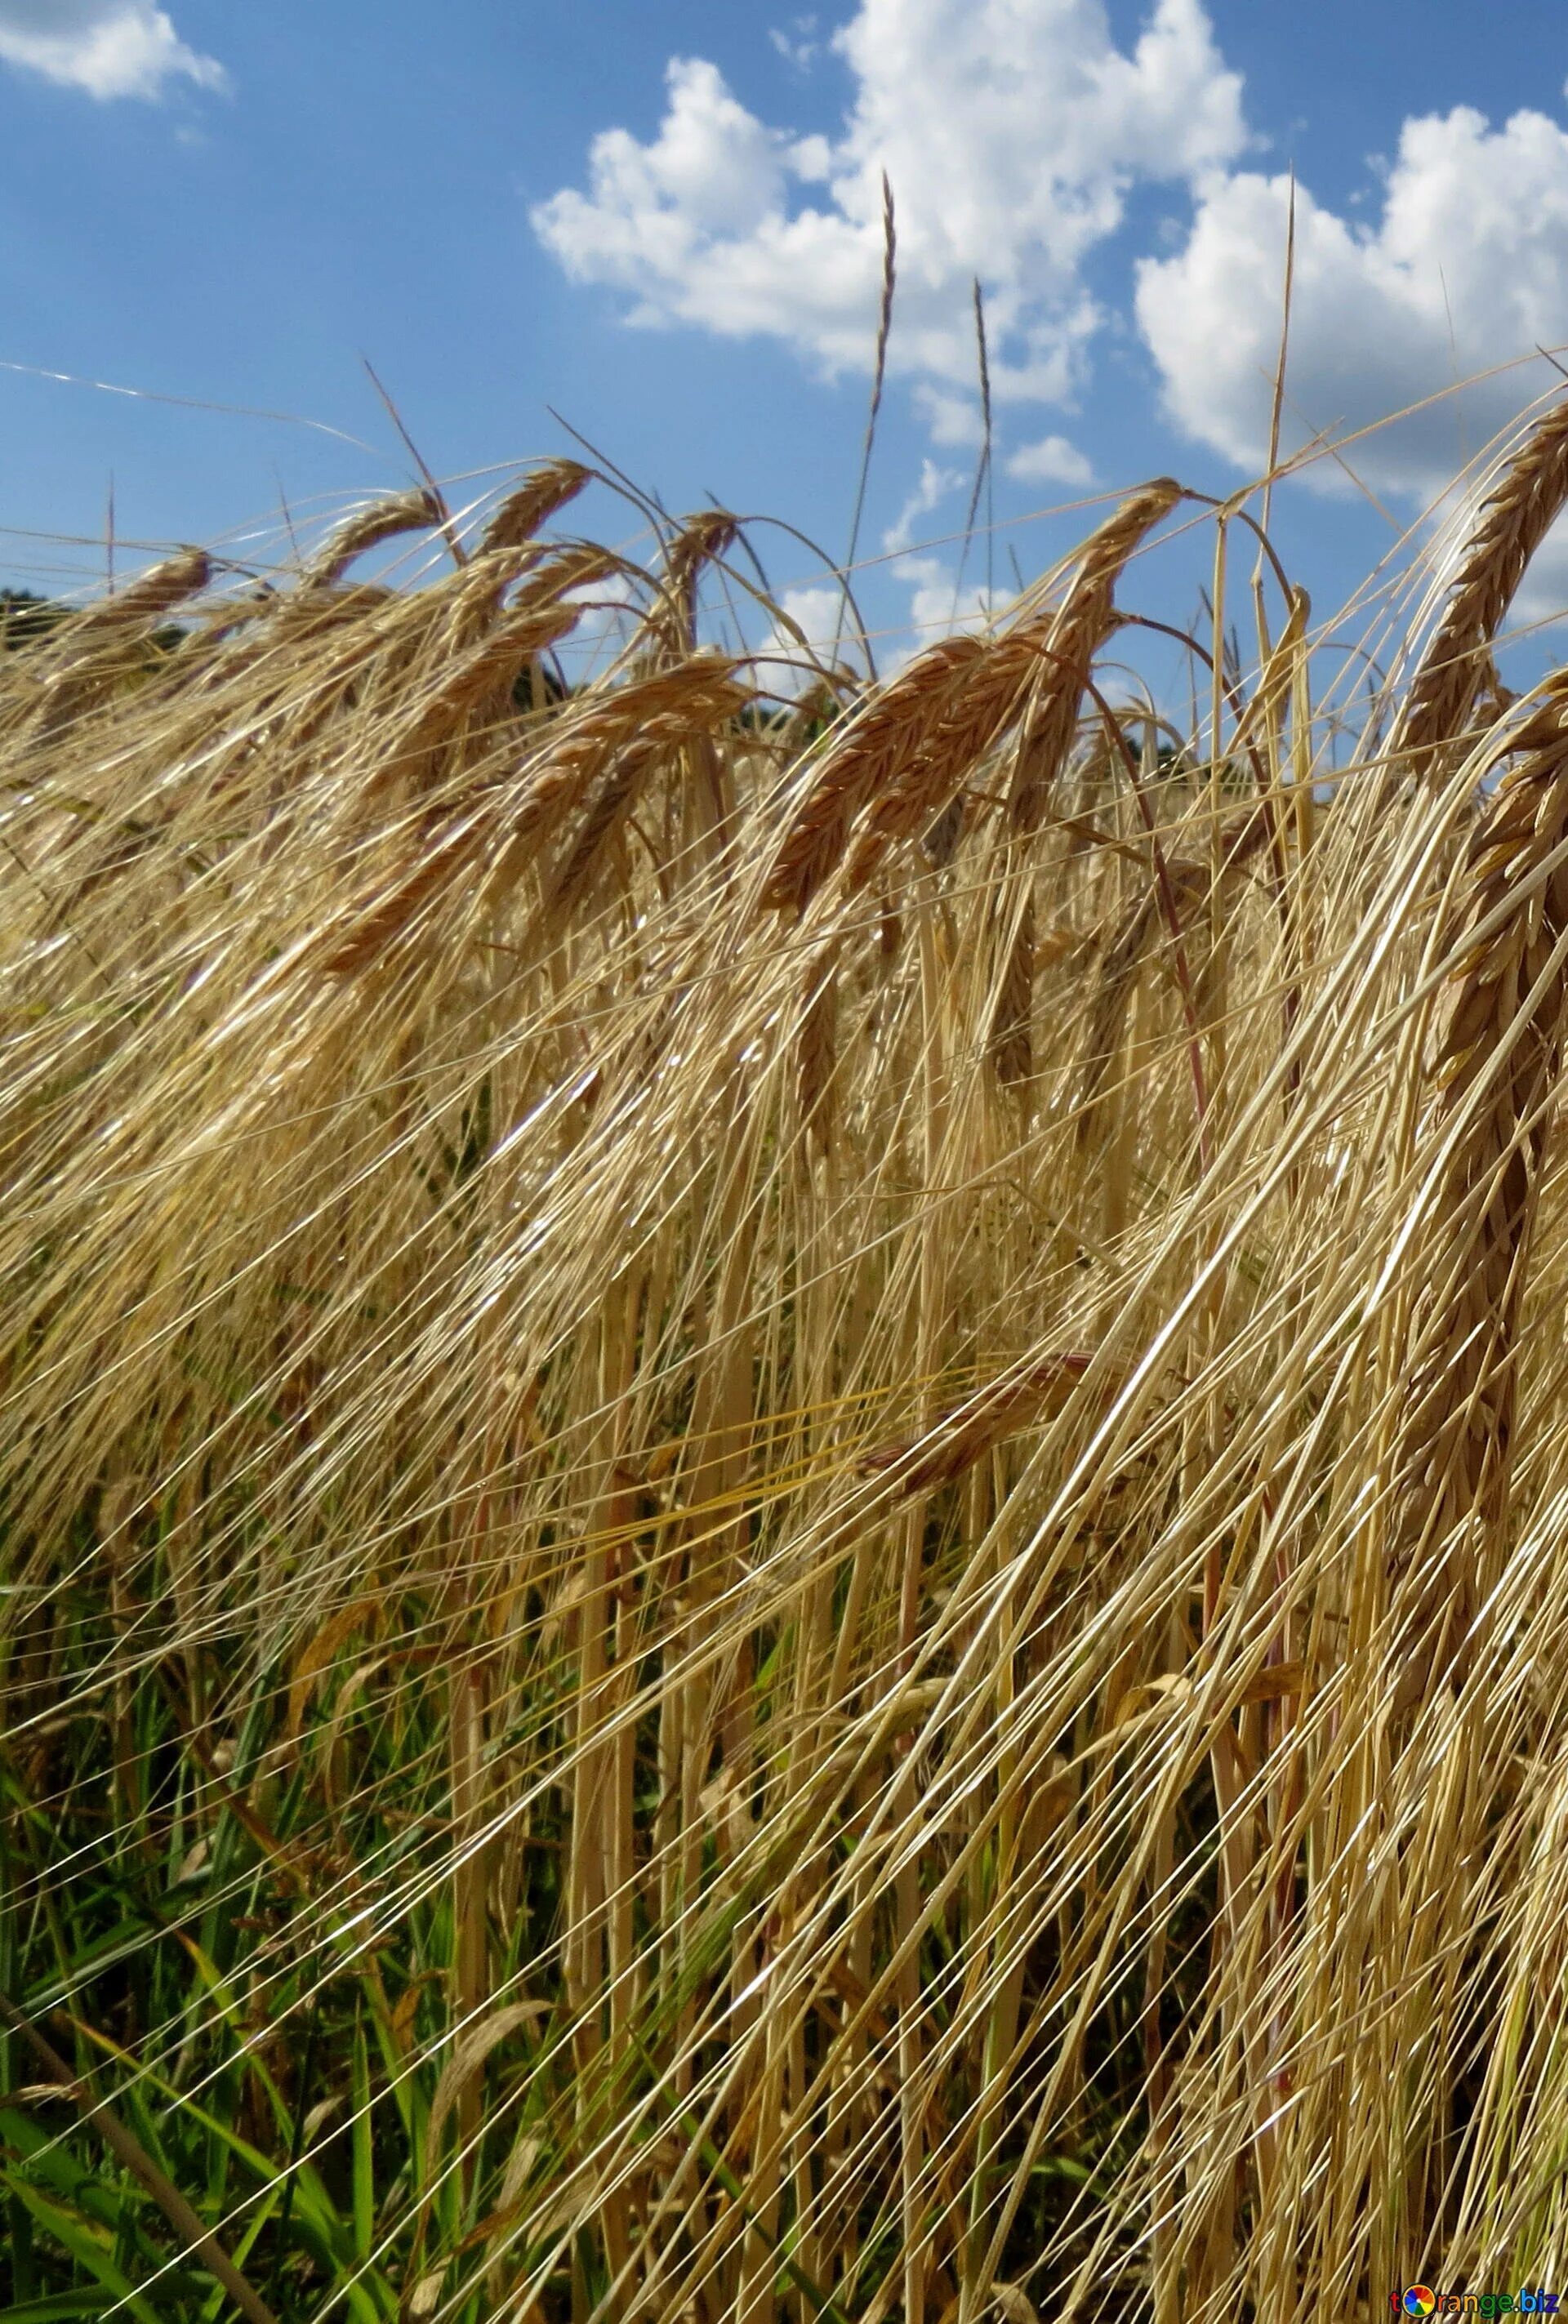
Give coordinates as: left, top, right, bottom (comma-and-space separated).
882, 456, 964, 552
1006, 432, 1094, 486
533, 0, 1247, 423
875, 461, 1003, 669
913, 386, 984, 447
769, 16, 821, 71
775, 581, 844, 646
0, 0, 225, 99
755, 464, 985, 685
892, 554, 996, 656
757, 581, 854, 688
1136, 102, 1568, 497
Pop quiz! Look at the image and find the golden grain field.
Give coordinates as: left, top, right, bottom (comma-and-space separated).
3, 402, 1568, 2322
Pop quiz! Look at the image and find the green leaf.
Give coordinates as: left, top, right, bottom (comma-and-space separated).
352, 2010, 375, 2259
5, 2297, 118, 2321
197, 2184, 282, 2324
0, 2176, 167, 2324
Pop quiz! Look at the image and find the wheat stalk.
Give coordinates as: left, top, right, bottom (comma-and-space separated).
478, 457, 593, 555
1393, 393, 1568, 777
986, 482, 1185, 1084
760, 634, 988, 915
840, 483, 1183, 900
302, 488, 445, 589
21, 425, 1568, 2322
1388, 679, 1568, 1689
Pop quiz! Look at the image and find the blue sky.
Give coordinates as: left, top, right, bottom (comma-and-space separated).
7, 1, 1568, 681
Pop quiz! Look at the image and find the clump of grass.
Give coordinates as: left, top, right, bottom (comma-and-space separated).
7, 393, 1568, 2324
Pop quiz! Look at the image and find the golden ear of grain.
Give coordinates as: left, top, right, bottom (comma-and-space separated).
1071, 803, 1269, 1143
315, 814, 474, 977
302, 489, 445, 590
16, 548, 213, 740
1076, 889, 1160, 1142
31, 545, 212, 669
1391, 680, 1568, 1685
508, 659, 745, 857
647, 510, 741, 659
838, 480, 1182, 901
433, 538, 604, 657
838, 644, 1033, 895
1395, 395, 1568, 777
1005, 478, 1183, 838
858, 1352, 1116, 1496
357, 545, 617, 808
479, 460, 593, 555
322, 659, 746, 973
91, 545, 212, 631
796, 955, 838, 1151
760, 634, 987, 916
535, 662, 748, 927
988, 887, 1036, 1088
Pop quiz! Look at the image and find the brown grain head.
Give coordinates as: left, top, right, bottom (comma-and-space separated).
1394, 396, 1568, 777
1071, 800, 1266, 1142
795, 954, 838, 1153
1391, 679, 1568, 1690
1006, 478, 1183, 836
840, 481, 1182, 899
535, 661, 750, 926
858, 1352, 1112, 1497
479, 460, 593, 557
302, 489, 446, 590
760, 634, 988, 916
16, 547, 213, 741
356, 545, 619, 808
648, 510, 742, 659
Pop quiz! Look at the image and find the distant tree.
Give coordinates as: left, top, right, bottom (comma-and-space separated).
0, 589, 194, 664
0, 588, 68, 652
511, 655, 569, 712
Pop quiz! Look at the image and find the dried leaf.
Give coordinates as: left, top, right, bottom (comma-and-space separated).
423, 2001, 547, 2178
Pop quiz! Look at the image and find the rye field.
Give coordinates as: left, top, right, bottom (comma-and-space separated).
4, 397, 1568, 2322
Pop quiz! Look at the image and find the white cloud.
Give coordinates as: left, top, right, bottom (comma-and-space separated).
892, 553, 996, 661
533, 1, 1247, 428
769, 16, 820, 70
775, 581, 844, 648
755, 582, 859, 691
882, 456, 964, 552
0, 0, 225, 99
881, 467, 1000, 666
914, 385, 983, 447
1006, 432, 1094, 486
1136, 104, 1568, 497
